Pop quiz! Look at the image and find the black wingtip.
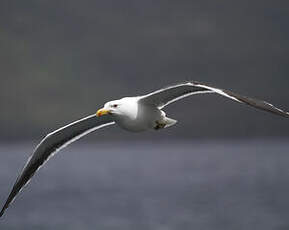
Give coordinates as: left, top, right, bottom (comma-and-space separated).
0, 208, 5, 218
0, 202, 8, 218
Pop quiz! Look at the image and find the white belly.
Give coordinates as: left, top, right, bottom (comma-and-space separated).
115, 105, 162, 132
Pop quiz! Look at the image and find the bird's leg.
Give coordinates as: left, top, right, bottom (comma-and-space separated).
154, 120, 166, 130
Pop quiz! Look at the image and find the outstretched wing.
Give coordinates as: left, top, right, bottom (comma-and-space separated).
139, 81, 289, 118
0, 114, 115, 217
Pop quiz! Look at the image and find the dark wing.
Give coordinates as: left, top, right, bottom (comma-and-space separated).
0, 114, 115, 217
138, 81, 289, 118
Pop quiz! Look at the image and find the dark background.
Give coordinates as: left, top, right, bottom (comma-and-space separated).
0, 0, 288, 140
1, 1, 289, 230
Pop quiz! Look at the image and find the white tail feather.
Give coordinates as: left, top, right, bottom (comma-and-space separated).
163, 117, 177, 128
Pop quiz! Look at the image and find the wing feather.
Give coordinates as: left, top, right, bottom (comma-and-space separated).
139, 81, 289, 118
139, 82, 212, 108
0, 114, 115, 217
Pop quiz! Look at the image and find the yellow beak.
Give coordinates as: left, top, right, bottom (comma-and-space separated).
96, 108, 110, 117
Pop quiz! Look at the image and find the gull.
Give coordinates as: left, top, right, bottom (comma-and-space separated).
1, 81, 288, 217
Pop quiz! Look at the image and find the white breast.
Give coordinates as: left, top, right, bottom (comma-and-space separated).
114, 98, 162, 132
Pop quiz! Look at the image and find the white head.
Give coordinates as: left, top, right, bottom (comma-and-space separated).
96, 97, 138, 120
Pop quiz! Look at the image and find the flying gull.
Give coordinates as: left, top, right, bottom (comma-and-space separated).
1, 81, 288, 217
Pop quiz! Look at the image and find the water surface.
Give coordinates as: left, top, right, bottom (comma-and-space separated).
0, 140, 289, 229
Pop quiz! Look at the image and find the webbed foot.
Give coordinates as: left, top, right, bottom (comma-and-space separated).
154, 121, 166, 130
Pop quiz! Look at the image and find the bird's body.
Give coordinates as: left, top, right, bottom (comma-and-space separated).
1, 81, 288, 217
105, 97, 175, 132
115, 103, 161, 132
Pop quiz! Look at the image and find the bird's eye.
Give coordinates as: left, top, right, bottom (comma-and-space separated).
112, 104, 118, 108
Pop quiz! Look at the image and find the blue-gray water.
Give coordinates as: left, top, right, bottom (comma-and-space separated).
0, 139, 289, 229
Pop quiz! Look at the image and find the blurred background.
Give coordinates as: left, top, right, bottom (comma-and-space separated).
0, 0, 289, 229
